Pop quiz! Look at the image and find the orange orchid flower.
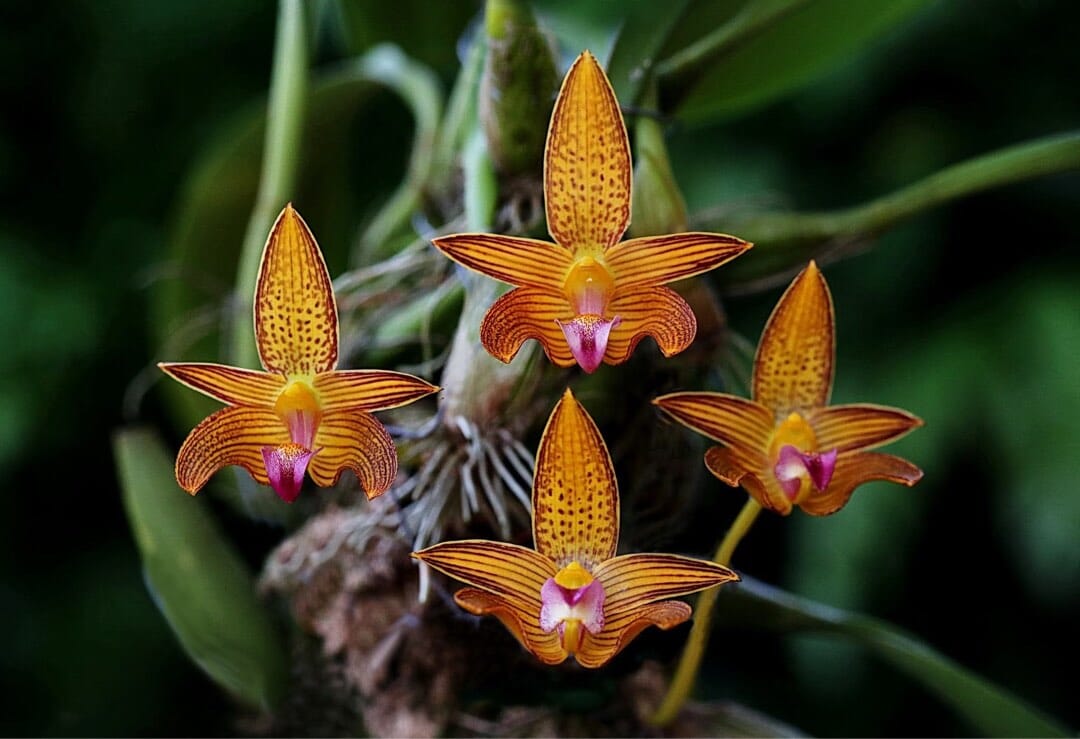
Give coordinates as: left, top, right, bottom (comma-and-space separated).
413, 388, 738, 668
654, 261, 923, 516
431, 51, 751, 373
159, 204, 439, 502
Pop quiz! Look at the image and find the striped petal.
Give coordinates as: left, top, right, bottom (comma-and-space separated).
653, 391, 775, 457
480, 286, 575, 366
313, 369, 438, 412
453, 588, 567, 665
412, 540, 557, 612
800, 451, 924, 516
704, 447, 791, 514
158, 362, 283, 407
544, 51, 631, 250
255, 204, 339, 376
593, 553, 739, 615
603, 286, 696, 363
605, 232, 751, 288
807, 403, 924, 452
575, 601, 691, 669
308, 410, 397, 499
175, 406, 288, 494
753, 260, 835, 415
532, 389, 619, 568
431, 233, 573, 289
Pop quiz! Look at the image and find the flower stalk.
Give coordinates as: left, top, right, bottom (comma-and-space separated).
650, 497, 762, 725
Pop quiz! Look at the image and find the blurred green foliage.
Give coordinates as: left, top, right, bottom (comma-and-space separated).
2, 0, 1077, 735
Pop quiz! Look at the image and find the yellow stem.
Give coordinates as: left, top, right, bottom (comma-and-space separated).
649, 497, 763, 726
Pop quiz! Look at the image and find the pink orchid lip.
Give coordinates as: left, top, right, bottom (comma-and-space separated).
774, 444, 838, 501
262, 443, 320, 502
557, 315, 621, 373
539, 577, 606, 635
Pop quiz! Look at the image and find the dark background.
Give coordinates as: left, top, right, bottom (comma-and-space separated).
1, 0, 1077, 735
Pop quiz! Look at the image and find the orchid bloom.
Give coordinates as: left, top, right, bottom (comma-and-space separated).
159, 204, 439, 502
654, 261, 923, 516
431, 51, 751, 373
413, 388, 738, 668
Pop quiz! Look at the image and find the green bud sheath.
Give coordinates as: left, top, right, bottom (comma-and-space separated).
480, 0, 558, 175
631, 104, 689, 237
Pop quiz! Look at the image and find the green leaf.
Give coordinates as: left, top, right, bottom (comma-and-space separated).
604, 0, 691, 107
113, 427, 289, 710
657, 0, 933, 125
718, 576, 1071, 737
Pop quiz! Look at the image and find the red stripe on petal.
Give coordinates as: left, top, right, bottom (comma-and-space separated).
175, 406, 288, 493
308, 411, 396, 498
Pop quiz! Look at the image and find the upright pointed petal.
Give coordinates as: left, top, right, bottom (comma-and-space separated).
704, 447, 792, 514
308, 410, 397, 499
653, 391, 774, 456
158, 362, 284, 407
807, 403, 924, 452
480, 286, 575, 366
533, 389, 619, 568
605, 232, 751, 288
544, 51, 631, 250
453, 588, 567, 665
255, 204, 339, 376
593, 553, 738, 615
575, 601, 691, 669
431, 233, 574, 289
800, 451, 924, 516
601, 286, 696, 363
753, 260, 835, 415
413, 540, 556, 610
175, 406, 288, 493
313, 370, 438, 412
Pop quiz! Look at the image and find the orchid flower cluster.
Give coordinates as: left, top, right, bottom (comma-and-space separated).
159, 48, 922, 707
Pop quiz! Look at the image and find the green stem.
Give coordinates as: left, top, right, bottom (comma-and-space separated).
713, 129, 1080, 289
350, 44, 444, 265
650, 497, 763, 726
230, 0, 307, 368
656, 0, 811, 104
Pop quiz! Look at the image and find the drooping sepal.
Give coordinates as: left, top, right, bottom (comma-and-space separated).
480, 287, 575, 366
175, 406, 289, 494
306, 411, 398, 499
453, 588, 567, 665
604, 286, 697, 362
575, 600, 692, 669
800, 451, 924, 516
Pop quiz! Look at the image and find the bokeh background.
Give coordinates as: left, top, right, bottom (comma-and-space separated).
2, 0, 1077, 735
